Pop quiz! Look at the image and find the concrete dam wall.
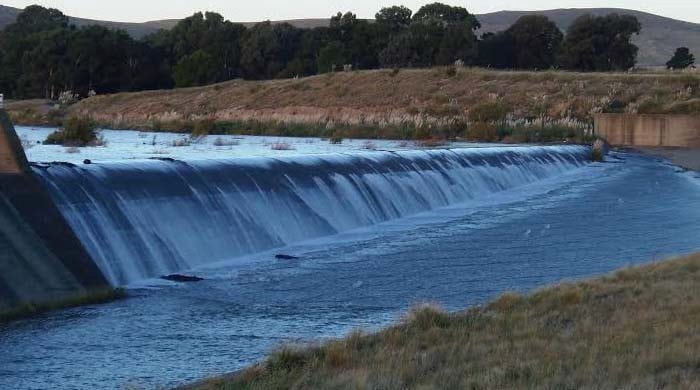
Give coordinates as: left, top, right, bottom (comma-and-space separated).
594, 114, 700, 148
0, 110, 108, 312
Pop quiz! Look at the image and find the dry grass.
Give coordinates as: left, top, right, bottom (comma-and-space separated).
61, 68, 699, 136
190, 252, 700, 390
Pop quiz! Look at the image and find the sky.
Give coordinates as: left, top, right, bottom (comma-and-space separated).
3, 0, 699, 24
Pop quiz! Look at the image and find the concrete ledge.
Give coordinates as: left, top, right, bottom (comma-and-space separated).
594, 114, 700, 148
0, 109, 30, 174
0, 109, 109, 311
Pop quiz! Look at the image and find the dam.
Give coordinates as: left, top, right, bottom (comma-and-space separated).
2, 118, 700, 389
0, 111, 107, 312
33, 146, 589, 285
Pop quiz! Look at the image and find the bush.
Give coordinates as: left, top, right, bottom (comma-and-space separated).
467, 122, 498, 141
603, 99, 626, 113
637, 99, 664, 114
193, 119, 216, 137
44, 117, 100, 146
329, 132, 344, 144
469, 102, 509, 123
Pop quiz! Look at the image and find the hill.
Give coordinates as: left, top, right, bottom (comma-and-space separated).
0, 6, 698, 65
477, 8, 700, 67
0, 5, 173, 38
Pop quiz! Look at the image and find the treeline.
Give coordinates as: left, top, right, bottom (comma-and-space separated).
0, 4, 644, 100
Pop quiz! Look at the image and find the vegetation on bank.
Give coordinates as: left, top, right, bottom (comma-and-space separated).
190, 252, 700, 390
43, 116, 103, 146
47, 67, 696, 142
0, 288, 125, 323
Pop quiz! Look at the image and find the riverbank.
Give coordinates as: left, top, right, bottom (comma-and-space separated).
190, 252, 700, 389
7, 68, 699, 141
0, 288, 125, 323
635, 147, 700, 171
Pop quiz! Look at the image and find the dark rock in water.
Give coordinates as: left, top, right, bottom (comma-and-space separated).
275, 254, 300, 260
161, 274, 204, 282
83, 159, 92, 165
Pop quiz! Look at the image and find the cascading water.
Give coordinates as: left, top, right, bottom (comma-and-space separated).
32, 145, 590, 286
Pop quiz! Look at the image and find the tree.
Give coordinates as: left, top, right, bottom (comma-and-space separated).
505, 15, 563, 69
173, 50, 218, 87
376, 6, 412, 34
412, 3, 480, 66
560, 14, 641, 71
0, 5, 70, 98
667, 47, 695, 70
413, 3, 480, 29
163, 12, 246, 83
240, 22, 302, 79
66, 26, 133, 95
477, 32, 516, 69
317, 41, 345, 72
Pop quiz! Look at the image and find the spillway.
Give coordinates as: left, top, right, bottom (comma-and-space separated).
32, 145, 590, 286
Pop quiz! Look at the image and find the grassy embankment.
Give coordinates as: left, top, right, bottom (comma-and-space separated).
190, 252, 700, 389
8, 68, 700, 143
0, 288, 125, 323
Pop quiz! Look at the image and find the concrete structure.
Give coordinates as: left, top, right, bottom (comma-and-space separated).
0, 109, 109, 312
594, 114, 700, 148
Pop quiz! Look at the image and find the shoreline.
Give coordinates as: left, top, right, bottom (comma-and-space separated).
0, 288, 125, 324
633, 147, 700, 171
187, 252, 700, 389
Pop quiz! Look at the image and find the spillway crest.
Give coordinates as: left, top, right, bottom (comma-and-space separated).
33, 146, 589, 285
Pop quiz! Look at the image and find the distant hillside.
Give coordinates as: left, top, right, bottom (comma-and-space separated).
477, 8, 700, 67
1, 5, 698, 65
0, 5, 172, 38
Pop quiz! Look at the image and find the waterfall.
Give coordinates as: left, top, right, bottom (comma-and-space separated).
33, 145, 590, 286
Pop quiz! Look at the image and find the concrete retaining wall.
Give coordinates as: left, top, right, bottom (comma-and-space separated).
594, 114, 700, 147
0, 110, 108, 311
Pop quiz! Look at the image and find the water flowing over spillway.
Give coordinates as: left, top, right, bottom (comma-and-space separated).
33, 146, 589, 286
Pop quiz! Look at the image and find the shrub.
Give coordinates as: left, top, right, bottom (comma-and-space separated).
468, 102, 509, 123
44, 117, 100, 146
637, 99, 664, 114
467, 122, 499, 141
193, 119, 216, 137
603, 99, 626, 113
329, 132, 344, 144
412, 126, 432, 140
665, 99, 700, 114
57, 90, 79, 107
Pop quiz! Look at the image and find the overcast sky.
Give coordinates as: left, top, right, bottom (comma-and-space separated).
3, 1, 699, 24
